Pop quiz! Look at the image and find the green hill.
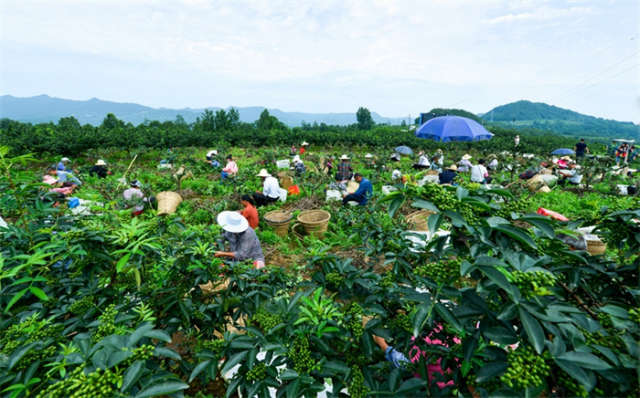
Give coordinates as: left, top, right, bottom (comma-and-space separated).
482, 100, 639, 141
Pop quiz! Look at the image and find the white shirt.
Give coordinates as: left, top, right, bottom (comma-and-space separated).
567, 169, 583, 184
470, 164, 488, 183
263, 176, 280, 199
488, 159, 498, 169
418, 155, 430, 166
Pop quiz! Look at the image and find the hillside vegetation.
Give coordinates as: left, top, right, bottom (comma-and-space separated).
483, 100, 639, 141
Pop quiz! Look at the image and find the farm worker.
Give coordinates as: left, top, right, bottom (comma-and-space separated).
289, 145, 297, 157
338, 155, 354, 180
215, 211, 265, 269
89, 159, 111, 178
430, 156, 442, 173
615, 143, 629, 166
574, 138, 590, 160
253, 169, 280, 207
292, 155, 306, 176
470, 159, 489, 184
487, 157, 499, 171
221, 155, 238, 180
49, 182, 76, 196
54, 157, 71, 171
514, 135, 520, 146
342, 173, 373, 206
326, 172, 348, 192
458, 154, 473, 172
435, 149, 445, 166
123, 180, 148, 216
629, 146, 638, 162
207, 150, 220, 168
391, 170, 402, 181
325, 155, 335, 175
47, 167, 82, 187
300, 142, 309, 155
439, 165, 459, 185
390, 153, 401, 162
239, 195, 259, 230
558, 162, 583, 186
412, 151, 430, 170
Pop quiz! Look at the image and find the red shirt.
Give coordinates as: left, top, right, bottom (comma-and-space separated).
300, 147, 306, 155
240, 204, 259, 230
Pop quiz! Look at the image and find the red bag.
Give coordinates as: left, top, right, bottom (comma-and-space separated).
537, 207, 569, 221
288, 185, 300, 196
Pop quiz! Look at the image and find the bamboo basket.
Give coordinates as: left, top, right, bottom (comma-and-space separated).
264, 211, 293, 237
280, 176, 294, 190
156, 191, 182, 216
405, 210, 436, 231
346, 180, 359, 194
525, 175, 544, 192
292, 222, 306, 240
277, 171, 291, 178
297, 210, 331, 238
425, 170, 439, 176
586, 239, 606, 255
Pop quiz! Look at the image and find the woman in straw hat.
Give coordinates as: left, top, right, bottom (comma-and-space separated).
337, 155, 353, 180
300, 142, 309, 155
89, 159, 111, 179
215, 211, 265, 269
458, 154, 473, 173
253, 169, 281, 207
439, 165, 459, 185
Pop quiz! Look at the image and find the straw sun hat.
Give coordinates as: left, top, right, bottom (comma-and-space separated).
462, 154, 472, 160
95, 159, 107, 166
217, 211, 249, 233
61, 157, 70, 162
448, 165, 458, 171
256, 169, 271, 177
340, 155, 350, 160
301, 141, 309, 146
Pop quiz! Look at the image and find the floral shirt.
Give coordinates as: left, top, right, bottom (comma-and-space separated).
222, 229, 265, 263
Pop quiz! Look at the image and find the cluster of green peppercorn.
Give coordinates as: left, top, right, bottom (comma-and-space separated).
500, 346, 550, 389
348, 366, 370, 398
511, 270, 556, 298
251, 309, 283, 332
414, 258, 462, 284
36, 367, 120, 398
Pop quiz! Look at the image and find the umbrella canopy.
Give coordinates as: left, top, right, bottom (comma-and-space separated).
415, 116, 493, 142
394, 146, 414, 155
550, 148, 575, 155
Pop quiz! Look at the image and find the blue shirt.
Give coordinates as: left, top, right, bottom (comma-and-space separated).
353, 178, 373, 205
385, 346, 409, 369
210, 159, 220, 168
55, 162, 68, 171
57, 171, 82, 185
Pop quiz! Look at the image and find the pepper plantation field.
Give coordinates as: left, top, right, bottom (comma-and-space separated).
0, 142, 639, 398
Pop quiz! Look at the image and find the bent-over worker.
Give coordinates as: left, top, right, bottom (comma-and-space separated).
439, 165, 459, 185
47, 167, 82, 187
215, 211, 265, 269
253, 169, 280, 207
342, 173, 373, 206
123, 180, 148, 216
240, 195, 259, 230
89, 160, 111, 178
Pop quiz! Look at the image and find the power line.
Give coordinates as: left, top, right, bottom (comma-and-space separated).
552, 63, 639, 101
548, 50, 640, 102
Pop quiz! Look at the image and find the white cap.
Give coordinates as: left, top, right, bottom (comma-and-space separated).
365, 154, 373, 158
61, 157, 70, 162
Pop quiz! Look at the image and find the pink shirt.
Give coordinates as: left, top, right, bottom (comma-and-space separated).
222, 161, 238, 174
409, 325, 461, 388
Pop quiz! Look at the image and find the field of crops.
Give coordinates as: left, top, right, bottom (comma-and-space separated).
1, 141, 639, 398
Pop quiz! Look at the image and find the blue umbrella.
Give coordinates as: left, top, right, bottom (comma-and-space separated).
550, 148, 575, 155
415, 116, 493, 142
395, 146, 414, 155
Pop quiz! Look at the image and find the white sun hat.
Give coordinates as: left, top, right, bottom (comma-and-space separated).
217, 211, 249, 233
340, 155, 350, 160
95, 159, 107, 166
301, 141, 309, 146
364, 154, 373, 158
61, 157, 70, 162
293, 155, 301, 162
462, 154, 472, 160
256, 169, 271, 177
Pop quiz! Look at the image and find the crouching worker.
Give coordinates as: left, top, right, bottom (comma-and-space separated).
253, 169, 280, 207
215, 211, 265, 269
123, 180, 148, 216
342, 173, 372, 206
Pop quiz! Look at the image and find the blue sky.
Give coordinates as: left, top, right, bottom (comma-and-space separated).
2, 0, 639, 123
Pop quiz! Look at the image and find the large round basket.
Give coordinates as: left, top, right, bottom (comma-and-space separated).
425, 170, 439, 176
280, 176, 294, 190
586, 239, 606, 255
405, 210, 436, 231
277, 171, 291, 179
297, 210, 331, 238
292, 223, 306, 240
264, 211, 293, 237
156, 191, 182, 216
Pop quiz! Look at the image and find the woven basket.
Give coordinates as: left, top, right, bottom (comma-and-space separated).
586, 239, 606, 255
525, 175, 544, 192
277, 171, 291, 178
280, 176, 294, 190
540, 168, 553, 175
425, 170, 439, 176
292, 222, 306, 240
156, 191, 182, 216
264, 211, 293, 237
406, 210, 436, 231
297, 210, 331, 238
347, 180, 359, 194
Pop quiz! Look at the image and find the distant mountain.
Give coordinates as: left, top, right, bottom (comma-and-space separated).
0, 95, 396, 127
482, 100, 639, 140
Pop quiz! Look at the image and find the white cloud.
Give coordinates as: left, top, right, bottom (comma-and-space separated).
1, 0, 638, 123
